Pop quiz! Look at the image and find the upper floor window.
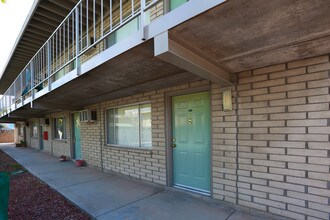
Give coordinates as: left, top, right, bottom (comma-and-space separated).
170, 0, 188, 10
106, 103, 151, 148
54, 117, 66, 140
105, 17, 140, 48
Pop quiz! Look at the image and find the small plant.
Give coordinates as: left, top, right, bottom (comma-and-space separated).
10, 163, 23, 170
59, 155, 67, 162
76, 159, 85, 167
15, 140, 27, 147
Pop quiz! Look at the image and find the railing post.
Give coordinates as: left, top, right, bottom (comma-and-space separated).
13, 82, 16, 110
3, 97, 5, 113
140, 0, 146, 40
20, 73, 23, 104
30, 61, 35, 108
75, 6, 80, 75
47, 42, 51, 91
164, 0, 170, 14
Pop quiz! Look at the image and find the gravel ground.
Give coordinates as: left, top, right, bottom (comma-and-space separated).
0, 149, 91, 220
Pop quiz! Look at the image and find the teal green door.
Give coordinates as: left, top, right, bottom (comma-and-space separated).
172, 91, 211, 193
73, 113, 82, 159
170, 0, 188, 10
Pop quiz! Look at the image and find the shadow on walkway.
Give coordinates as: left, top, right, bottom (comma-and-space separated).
0, 144, 287, 220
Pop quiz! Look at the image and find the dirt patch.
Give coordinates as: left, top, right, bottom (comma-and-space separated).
0, 149, 91, 220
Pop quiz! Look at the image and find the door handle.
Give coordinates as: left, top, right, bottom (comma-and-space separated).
172, 137, 176, 148
172, 144, 176, 148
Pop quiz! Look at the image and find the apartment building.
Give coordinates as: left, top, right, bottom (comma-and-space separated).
0, 0, 329, 219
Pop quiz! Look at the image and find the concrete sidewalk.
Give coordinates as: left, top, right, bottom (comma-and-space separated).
1, 144, 287, 220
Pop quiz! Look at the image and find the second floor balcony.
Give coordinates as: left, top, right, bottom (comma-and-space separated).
1, 0, 329, 121
0, 0, 234, 121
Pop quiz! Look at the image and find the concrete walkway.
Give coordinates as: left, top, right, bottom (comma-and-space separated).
1, 144, 287, 220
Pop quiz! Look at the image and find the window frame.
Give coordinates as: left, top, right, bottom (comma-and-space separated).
105, 102, 152, 149
53, 117, 66, 140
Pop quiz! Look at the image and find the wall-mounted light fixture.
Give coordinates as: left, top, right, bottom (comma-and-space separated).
223, 89, 232, 111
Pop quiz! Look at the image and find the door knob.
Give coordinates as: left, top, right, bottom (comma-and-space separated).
172, 144, 176, 148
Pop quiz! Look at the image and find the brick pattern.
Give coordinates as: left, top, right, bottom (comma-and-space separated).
0, 130, 14, 143
80, 103, 102, 169
80, 80, 210, 185
18, 54, 329, 220
149, 1, 164, 21
48, 111, 71, 157
42, 122, 52, 154
26, 112, 71, 158
212, 84, 238, 204
99, 89, 167, 185
236, 55, 330, 220
28, 119, 40, 150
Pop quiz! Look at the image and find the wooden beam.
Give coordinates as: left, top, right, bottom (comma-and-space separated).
33, 14, 60, 27
39, 1, 70, 17
20, 38, 44, 48
35, 8, 64, 22
26, 26, 53, 38
29, 20, 57, 33
48, 0, 76, 11
24, 31, 48, 42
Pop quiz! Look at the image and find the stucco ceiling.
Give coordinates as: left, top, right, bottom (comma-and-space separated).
170, 0, 330, 72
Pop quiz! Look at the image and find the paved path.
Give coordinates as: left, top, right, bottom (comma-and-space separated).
1, 144, 287, 220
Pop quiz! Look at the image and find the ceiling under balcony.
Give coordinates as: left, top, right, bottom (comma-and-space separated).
169, 0, 330, 72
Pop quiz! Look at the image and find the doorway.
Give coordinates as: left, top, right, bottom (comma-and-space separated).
72, 112, 82, 159
172, 91, 211, 194
39, 126, 44, 150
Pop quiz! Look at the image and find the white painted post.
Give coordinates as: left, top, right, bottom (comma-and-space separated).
141, 0, 146, 40
30, 61, 35, 108
47, 42, 51, 91
75, 6, 80, 75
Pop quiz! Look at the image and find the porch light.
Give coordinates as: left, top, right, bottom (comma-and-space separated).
223, 90, 232, 111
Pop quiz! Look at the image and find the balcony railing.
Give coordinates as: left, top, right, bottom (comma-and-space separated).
0, 0, 184, 117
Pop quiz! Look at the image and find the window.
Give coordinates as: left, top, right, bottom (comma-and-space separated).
54, 61, 76, 82
107, 104, 151, 148
54, 117, 66, 139
31, 121, 38, 138
170, 0, 188, 10
105, 17, 140, 48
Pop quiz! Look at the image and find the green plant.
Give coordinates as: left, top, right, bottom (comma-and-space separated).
10, 163, 23, 170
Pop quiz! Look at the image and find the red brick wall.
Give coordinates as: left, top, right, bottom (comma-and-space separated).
0, 130, 14, 143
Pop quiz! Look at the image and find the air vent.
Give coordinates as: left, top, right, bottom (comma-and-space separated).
79, 109, 97, 122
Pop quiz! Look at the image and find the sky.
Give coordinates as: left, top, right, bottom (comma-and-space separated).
0, 1, 36, 127
0, 123, 14, 129
0, 0, 35, 79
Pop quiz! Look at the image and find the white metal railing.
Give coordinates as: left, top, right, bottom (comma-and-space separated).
0, 0, 185, 117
